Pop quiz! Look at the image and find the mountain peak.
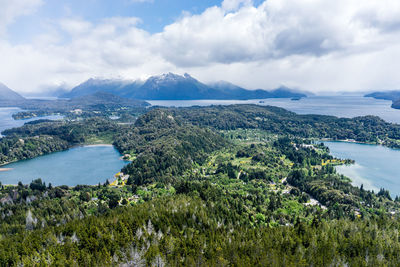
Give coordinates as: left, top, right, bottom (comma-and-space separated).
149, 73, 196, 84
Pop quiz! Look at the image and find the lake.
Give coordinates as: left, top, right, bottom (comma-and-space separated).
323, 141, 400, 197
0, 145, 128, 186
148, 95, 400, 124
0, 107, 63, 136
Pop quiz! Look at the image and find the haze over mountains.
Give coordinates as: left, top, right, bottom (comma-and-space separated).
0, 85, 148, 110
60, 73, 307, 100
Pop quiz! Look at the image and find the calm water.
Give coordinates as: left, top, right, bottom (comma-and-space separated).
0, 145, 128, 186
148, 95, 400, 124
0, 107, 63, 136
323, 141, 400, 197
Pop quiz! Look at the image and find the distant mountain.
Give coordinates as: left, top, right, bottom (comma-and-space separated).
60, 78, 142, 99
0, 82, 25, 101
135, 73, 228, 100
209, 81, 307, 99
61, 73, 307, 100
365, 91, 400, 101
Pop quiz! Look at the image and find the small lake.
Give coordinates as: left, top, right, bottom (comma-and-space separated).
0, 145, 128, 186
148, 95, 400, 124
0, 107, 63, 136
323, 141, 400, 197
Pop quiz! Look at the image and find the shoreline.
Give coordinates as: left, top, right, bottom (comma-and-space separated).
0, 143, 117, 167
319, 138, 400, 150
0, 168, 12, 172
83, 144, 113, 147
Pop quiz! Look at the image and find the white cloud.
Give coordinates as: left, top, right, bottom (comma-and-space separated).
2, 0, 400, 94
60, 19, 92, 36
222, 0, 253, 12
0, 0, 43, 37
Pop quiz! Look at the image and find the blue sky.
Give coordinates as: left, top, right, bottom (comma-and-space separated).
9, 0, 262, 43
1, 0, 400, 94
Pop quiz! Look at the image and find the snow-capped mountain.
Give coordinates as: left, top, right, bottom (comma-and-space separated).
61, 73, 307, 100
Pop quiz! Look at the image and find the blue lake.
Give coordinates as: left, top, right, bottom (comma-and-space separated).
0, 107, 63, 136
0, 145, 128, 186
323, 141, 400, 197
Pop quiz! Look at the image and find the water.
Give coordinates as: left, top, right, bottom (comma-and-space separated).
148, 95, 400, 124
0, 107, 63, 136
0, 145, 128, 186
323, 141, 400, 197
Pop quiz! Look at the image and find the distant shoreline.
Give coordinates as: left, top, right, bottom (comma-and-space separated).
0, 143, 116, 168
83, 144, 113, 147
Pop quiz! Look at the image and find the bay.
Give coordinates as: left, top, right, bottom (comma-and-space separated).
323, 141, 400, 197
0, 145, 128, 186
0, 107, 63, 136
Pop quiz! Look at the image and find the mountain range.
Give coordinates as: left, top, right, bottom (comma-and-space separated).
60, 73, 307, 100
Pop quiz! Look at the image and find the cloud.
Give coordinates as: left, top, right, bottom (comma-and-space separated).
2, 0, 400, 94
222, 0, 253, 12
156, 0, 400, 66
0, 0, 43, 37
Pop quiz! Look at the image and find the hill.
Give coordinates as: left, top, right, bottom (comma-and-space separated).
365, 91, 400, 101
0, 82, 25, 101
391, 99, 400, 109
0, 92, 149, 115
61, 73, 307, 100
1, 105, 400, 265
365, 91, 400, 110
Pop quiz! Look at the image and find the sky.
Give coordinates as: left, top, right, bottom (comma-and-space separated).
1, 0, 400, 94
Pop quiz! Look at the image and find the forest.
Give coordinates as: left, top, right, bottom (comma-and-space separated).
1, 104, 400, 266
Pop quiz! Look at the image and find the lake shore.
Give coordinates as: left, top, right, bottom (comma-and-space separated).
83, 144, 113, 147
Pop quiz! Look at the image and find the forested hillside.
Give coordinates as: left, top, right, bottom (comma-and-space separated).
1, 105, 400, 266
171, 104, 400, 147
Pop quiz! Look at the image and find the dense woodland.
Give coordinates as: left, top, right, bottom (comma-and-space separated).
1, 104, 400, 266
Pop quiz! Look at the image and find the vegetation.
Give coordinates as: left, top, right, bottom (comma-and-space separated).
170, 104, 400, 148
1, 104, 400, 265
